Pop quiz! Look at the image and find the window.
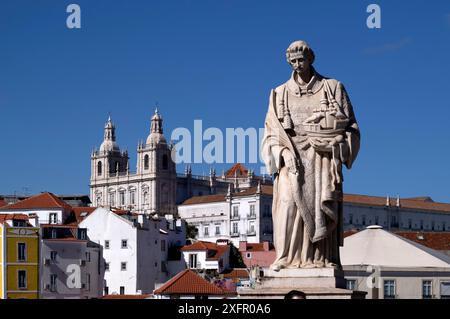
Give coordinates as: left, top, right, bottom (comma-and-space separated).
121, 262, 127, 271
97, 161, 102, 176
375, 216, 379, 225
143, 191, 149, 205
13, 220, 26, 227
85, 252, 91, 262
420, 220, 424, 230
86, 274, 91, 291
384, 280, 396, 299
431, 221, 435, 231
362, 215, 366, 226
144, 155, 149, 170
422, 280, 432, 299
249, 221, 255, 234
349, 214, 353, 224
50, 274, 57, 292
246, 252, 252, 259
105, 262, 110, 271
120, 286, 125, 295
17, 243, 26, 262
161, 240, 166, 252
162, 154, 168, 170
441, 282, 450, 299
18, 270, 27, 289
232, 206, 239, 219
215, 225, 221, 235
204, 226, 209, 237
109, 192, 115, 207
130, 190, 135, 205
232, 222, 239, 235
50, 251, 57, 262
105, 240, 110, 249
121, 240, 128, 249
189, 254, 198, 268
78, 229, 87, 240
51, 229, 57, 239
444, 222, 447, 231
49, 213, 57, 224
250, 204, 256, 217
408, 219, 412, 229
119, 191, 125, 206
104, 286, 109, 295
346, 279, 356, 290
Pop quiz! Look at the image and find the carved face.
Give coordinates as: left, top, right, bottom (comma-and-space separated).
289, 54, 311, 75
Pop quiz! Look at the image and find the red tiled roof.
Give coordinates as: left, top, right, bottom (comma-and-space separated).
243, 242, 275, 252
181, 241, 229, 261
344, 194, 450, 214
0, 199, 7, 208
225, 163, 249, 178
181, 185, 273, 205
395, 231, 450, 251
1, 192, 72, 211
64, 207, 97, 225
154, 270, 227, 295
0, 213, 29, 224
222, 268, 249, 279
100, 294, 152, 299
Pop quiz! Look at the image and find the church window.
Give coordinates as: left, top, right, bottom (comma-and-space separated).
144, 155, 149, 170
97, 161, 102, 176
130, 190, 135, 205
143, 191, 149, 204
119, 191, 125, 206
162, 154, 168, 170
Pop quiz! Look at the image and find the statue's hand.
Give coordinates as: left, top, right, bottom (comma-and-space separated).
309, 138, 333, 153
281, 149, 299, 175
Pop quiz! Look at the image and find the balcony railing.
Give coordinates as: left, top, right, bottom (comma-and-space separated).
247, 230, 256, 236
230, 214, 240, 221
247, 213, 257, 219
230, 232, 240, 237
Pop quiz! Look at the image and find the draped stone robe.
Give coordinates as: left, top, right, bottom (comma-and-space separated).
261, 70, 360, 269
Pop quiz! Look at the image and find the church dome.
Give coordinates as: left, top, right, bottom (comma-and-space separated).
99, 140, 120, 152
99, 116, 120, 153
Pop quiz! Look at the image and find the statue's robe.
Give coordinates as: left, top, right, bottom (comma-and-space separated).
261, 69, 360, 268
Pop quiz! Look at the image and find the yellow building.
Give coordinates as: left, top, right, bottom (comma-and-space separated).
0, 214, 39, 299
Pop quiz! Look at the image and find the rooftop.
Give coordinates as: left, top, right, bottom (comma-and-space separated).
181, 241, 229, 261
0, 192, 72, 211
180, 185, 273, 205
154, 269, 231, 296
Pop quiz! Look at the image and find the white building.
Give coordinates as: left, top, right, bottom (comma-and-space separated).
90, 111, 177, 215
341, 226, 450, 299
180, 240, 231, 273
40, 225, 103, 299
178, 184, 274, 247
79, 207, 186, 296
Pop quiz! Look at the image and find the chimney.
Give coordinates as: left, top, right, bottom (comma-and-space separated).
396, 195, 400, 207
138, 214, 144, 226
239, 241, 247, 252
385, 195, 390, 207
263, 241, 270, 251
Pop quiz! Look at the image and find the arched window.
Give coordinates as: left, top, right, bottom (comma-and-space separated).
144, 155, 149, 170
97, 161, 102, 176
162, 154, 168, 170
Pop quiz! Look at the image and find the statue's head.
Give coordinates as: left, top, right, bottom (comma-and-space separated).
286, 40, 315, 75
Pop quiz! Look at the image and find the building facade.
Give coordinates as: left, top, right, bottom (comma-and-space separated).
79, 207, 186, 296
178, 184, 274, 247
0, 214, 39, 299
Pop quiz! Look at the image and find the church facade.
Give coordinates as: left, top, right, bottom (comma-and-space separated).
90, 110, 178, 215
89, 110, 269, 216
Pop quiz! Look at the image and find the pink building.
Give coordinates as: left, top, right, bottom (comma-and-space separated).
239, 241, 276, 268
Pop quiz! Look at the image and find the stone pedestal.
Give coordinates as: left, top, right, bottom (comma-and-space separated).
238, 267, 366, 299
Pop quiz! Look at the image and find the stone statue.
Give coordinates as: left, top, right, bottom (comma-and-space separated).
261, 40, 360, 271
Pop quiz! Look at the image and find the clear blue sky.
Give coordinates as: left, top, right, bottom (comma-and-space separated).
1, 1, 449, 202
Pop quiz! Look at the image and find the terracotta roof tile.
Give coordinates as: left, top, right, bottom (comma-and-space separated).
225, 163, 249, 178
100, 294, 152, 299
181, 185, 273, 205
154, 269, 227, 295
344, 194, 450, 214
222, 268, 249, 279
0, 213, 30, 224
395, 231, 450, 251
242, 242, 275, 252
64, 207, 97, 225
0, 199, 7, 208
1, 192, 72, 211
181, 241, 229, 261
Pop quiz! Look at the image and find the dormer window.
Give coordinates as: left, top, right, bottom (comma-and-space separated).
49, 213, 57, 224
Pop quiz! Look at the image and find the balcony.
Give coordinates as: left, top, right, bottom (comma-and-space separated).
230, 231, 240, 237
247, 213, 257, 219
230, 214, 240, 221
